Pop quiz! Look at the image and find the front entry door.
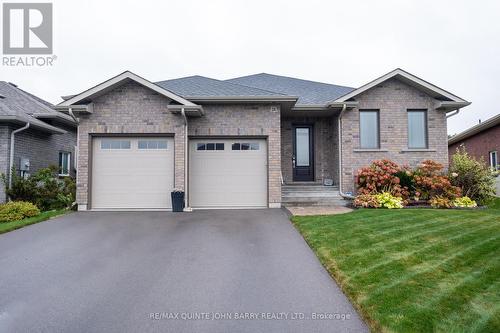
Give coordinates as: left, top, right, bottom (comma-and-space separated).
293, 125, 314, 181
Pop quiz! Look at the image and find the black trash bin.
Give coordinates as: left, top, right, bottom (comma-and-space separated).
171, 191, 185, 212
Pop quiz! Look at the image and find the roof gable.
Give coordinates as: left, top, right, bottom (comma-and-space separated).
58, 71, 195, 107
332, 68, 468, 104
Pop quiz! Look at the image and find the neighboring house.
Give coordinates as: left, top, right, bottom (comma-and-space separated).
448, 114, 500, 170
0, 82, 77, 203
56, 68, 469, 211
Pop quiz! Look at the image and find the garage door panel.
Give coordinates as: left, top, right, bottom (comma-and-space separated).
189, 139, 267, 208
92, 137, 174, 209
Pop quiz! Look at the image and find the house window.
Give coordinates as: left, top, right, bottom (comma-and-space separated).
232, 142, 260, 150
138, 140, 168, 149
196, 143, 224, 151
408, 110, 428, 149
101, 139, 131, 149
490, 151, 498, 170
359, 110, 380, 149
59, 152, 71, 176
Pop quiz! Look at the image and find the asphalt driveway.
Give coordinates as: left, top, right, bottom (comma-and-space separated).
0, 209, 367, 333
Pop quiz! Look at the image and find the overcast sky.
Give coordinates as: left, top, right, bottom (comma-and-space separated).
2, 0, 499, 135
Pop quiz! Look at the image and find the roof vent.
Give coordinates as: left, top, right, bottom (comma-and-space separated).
0, 94, 5, 99
8, 82, 17, 87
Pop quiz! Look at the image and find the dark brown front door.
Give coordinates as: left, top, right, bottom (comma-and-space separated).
293, 125, 314, 181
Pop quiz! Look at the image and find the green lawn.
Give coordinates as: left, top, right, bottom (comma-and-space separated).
292, 199, 500, 333
0, 209, 68, 234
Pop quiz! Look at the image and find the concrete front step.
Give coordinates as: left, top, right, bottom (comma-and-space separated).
282, 200, 350, 207
283, 192, 341, 198
282, 186, 339, 192
282, 184, 348, 207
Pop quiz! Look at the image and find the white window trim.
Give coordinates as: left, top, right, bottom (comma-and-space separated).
59, 152, 71, 177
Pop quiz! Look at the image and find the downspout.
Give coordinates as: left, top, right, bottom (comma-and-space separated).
9, 122, 30, 188
68, 107, 79, 210
337, 104, 355, 199
181, 108, 192, 212
446, 109, 460, 118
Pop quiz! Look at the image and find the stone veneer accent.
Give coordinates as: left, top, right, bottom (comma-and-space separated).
341, 78, 449, 193
281, 116, 339, 185
76, 82, 282, 209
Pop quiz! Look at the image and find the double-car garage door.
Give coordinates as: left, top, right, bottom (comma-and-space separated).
91, 137, 267, 210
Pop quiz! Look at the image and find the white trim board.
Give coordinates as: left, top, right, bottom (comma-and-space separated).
58, 71, 196, 107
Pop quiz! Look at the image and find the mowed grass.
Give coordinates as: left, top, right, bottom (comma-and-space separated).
0, 209, 68, 234
292, 199, 500, 333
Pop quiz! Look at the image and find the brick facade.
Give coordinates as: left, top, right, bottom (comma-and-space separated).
448, 125, 500, 166
74, 78, 453, 208
75, 82, 282, 209
281, 116, 339, 185
188, 104, 281, 206
0, 123, 76, 203
75, 82, 185, 210
341, 78, 449, 193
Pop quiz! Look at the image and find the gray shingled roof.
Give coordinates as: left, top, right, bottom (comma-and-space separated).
0, 81, 72, 133
156, 75, 288, 98
226, 73, 355, 105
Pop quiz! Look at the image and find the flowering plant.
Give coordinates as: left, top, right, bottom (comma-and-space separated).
356, 160, 409, 200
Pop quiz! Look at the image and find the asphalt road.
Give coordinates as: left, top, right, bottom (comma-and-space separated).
0, 209, 367, 332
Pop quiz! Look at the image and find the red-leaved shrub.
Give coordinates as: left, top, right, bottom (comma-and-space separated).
413, 160, 461, 200
356, 159, 410, 200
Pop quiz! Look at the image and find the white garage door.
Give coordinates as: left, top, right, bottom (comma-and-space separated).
91, 137, 174, 209
189, 139, 267, 208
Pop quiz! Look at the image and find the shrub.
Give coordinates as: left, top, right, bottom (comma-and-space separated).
354, 194, 381, 208
453, 196, 478, 208
2, 166, 76, 211
449, 146, 495, 205
429, 196, 452, 209
375, 192, 404, 209
0, 201, 40, 222
413, 160, 462, 200
356, 160, 410, 200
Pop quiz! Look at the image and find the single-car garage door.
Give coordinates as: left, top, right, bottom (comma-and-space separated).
189, 139, 267, 208
91, 137, 174, 209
